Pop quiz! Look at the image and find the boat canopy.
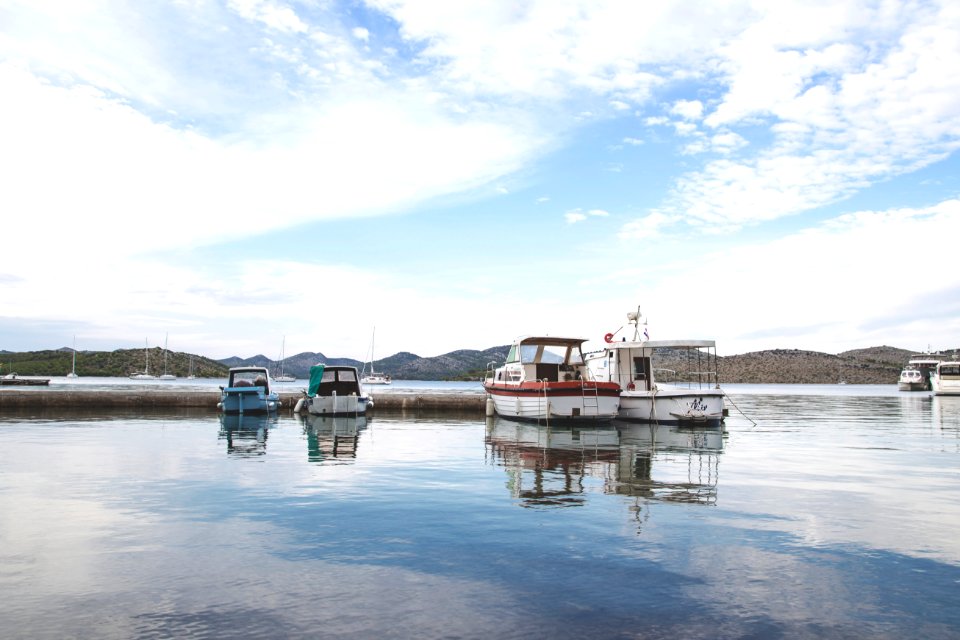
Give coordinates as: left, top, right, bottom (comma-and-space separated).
307, 364, 326, 397
505, 336, 588, 366
604, 339, 716, 349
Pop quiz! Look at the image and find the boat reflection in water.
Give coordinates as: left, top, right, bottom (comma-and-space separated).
218, 413, 278, 456
615, 422, 723, 507
298, 412, 370, 463
933, 394, 960, 437
485, 417, 724, 512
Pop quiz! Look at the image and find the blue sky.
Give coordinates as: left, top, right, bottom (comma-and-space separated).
2, 0, 959, 361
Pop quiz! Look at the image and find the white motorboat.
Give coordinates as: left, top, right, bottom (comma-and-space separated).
218, 366, 281, 414
294, 365, 372, 416
931, 360, 960, 396
585, 308, 725, 427
483, 336, 621, 422
897, 352, 946, 391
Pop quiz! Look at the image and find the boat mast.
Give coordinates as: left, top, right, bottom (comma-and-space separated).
371, 327, 377, 375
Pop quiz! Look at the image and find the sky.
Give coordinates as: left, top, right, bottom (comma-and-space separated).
1, 0, 959, 361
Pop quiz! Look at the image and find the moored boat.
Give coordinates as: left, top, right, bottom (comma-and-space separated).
585, 308, 724, 427
931, 360, 960, 396
294, 364, 372, 416
218, 366, 281, 414
898, 352, 946, 391
1, 373, 51, 386
361, 327, 391, 385
483, 336, 621, 422
274, 336, 296, 382
129, 338, 157, 380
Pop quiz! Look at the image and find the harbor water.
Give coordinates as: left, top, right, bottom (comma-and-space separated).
1, 383, 959, 638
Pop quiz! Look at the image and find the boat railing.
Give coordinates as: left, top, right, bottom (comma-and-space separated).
654, 367, 719, 389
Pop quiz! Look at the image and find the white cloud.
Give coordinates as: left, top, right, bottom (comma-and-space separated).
671, 99, 703, 120
564, 208, 609, 224
228, 0, 309, 33
0, 62, 543, 265
618, 210, 678, 239
622, 137, 644, 145
352, 27, 370, 41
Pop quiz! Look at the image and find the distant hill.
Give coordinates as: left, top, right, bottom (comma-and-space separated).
2, 344, 956, 383
717, 346, 958, 384
0, 348, 228, 378
217, 346, 511, 381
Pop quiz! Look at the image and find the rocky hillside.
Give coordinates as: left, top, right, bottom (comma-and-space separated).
0, 348, 227, 378
4, 344, 957, 383
220, 347, 511, 381
716, 347, 911, 384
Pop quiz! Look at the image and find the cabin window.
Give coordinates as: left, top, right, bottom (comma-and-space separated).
321, 371, 336, 382
506, 345, 519, 363
337, 370, 357, 382
519, 345, 540, 363
231, 370, 266, 387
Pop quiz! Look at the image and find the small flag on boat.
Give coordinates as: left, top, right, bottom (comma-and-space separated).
643, 327, 649, 340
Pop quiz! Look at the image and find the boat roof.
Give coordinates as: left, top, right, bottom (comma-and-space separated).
514, 336, 588, 347
229, 366, 270, 374
603, 339, 716, 349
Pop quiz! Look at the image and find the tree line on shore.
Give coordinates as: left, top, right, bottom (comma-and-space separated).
1, 344, 955, 384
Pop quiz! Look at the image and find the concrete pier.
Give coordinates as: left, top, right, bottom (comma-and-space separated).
0, 389, 487, 415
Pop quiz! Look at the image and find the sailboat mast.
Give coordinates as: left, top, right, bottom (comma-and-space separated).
370, 326, 376, 374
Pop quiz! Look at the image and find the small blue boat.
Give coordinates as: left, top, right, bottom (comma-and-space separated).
218, 366, 281, 414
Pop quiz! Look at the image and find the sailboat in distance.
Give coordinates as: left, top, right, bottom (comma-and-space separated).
66, 335, 79, 378
129, 338, 158, 380
361, 326, 392, 385
160, 333, 177, 380
274, 336, 296, 382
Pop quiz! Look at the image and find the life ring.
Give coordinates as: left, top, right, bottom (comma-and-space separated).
604, 332, 615, 343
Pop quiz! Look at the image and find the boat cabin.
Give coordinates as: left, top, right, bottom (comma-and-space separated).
227, 367, 272, 393
313, 366, 363, 397
495, 337, 592, 384
587, 340, 719, 391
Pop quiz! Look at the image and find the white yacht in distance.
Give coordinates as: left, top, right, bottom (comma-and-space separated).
66, 335, 79, 378
129, 339, 157, 380
585, 307, 725, 426
361, 327, 392, 385
274, 337, 296, 382
931, 360, 960, 396
159, 333, 177, 380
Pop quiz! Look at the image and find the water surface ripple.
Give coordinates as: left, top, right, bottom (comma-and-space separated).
1, 385, 959, 638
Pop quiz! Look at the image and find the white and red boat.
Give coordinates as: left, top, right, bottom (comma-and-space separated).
483, 336, 621, 422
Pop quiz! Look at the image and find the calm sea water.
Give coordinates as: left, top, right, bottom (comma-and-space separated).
1, 384, 959, 639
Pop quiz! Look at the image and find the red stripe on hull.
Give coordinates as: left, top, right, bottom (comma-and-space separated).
484, 381, 620, 398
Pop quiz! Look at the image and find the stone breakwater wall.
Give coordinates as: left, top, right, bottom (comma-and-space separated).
0, 389, 487, 414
